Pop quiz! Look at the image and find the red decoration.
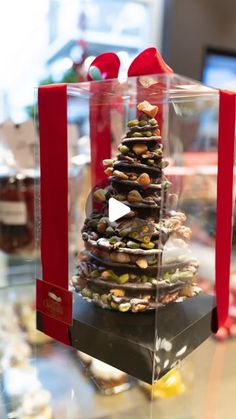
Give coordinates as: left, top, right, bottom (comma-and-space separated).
87, 52, 120, 81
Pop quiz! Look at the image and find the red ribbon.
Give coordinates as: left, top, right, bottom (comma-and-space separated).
38, 84, 71, 345
215, 90, 236, 329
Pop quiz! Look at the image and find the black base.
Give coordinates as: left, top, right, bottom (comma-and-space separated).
37, 293, 216, 383
68, 293, 216, 383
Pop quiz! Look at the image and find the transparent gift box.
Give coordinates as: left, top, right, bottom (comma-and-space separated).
36, 56, 236, 387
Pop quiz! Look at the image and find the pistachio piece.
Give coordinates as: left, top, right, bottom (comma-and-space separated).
81, 288, 93, 298
92, 293, 100, 302
147, 159, 155, 166
119, 303, 131, 312
144, 131, 152, 137
137, 173, 151, 186
141, 242, 155, 249
101, 294, 109, 305
133, 143, 148, 155
101, 270, 119, 282
113, 170, 129, 180
93, 188, 106, 203
118, 273, 129, 284
104, 167, 113, 176
109, 236, 119, 244
136, 257, 148, 269
131, 132, 143, 137
137, 101, 158, 117
127, 119, 139, 127
110, 289, 125, 297
127, 241, 140, 249
150, 118, 157, 126
103, 159, 114, 167
90, 270, 100, 278
138, 120, 148, 127
127, 190, 143, 203
119, 228, 131, 237
118, 145, 129, 154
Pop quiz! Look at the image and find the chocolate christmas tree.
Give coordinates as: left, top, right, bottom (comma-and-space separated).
72, 101, 200, 312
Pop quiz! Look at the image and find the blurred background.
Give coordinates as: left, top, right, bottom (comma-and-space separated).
0, 1, 236, 418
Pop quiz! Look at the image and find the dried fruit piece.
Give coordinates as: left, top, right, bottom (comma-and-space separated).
137, 100, 158, 117
133, 143, 148, 155
104, 167, 113, 176
136, 257, 148, 269
137, 173, 151, 186
127, 190, 143, 203
113, 170, 129, 180
110, 289, 125, 297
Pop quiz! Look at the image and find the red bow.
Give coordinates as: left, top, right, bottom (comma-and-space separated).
87, 47, 173, 80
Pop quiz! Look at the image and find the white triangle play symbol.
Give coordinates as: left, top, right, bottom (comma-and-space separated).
108, 198, 131, 222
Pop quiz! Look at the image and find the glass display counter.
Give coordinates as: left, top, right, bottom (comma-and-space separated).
0, 283, 236, 418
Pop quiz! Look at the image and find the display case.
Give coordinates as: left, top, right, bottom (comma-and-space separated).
36, 65, 236, 387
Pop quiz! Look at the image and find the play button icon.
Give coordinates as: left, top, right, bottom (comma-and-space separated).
108, 198, 131, 222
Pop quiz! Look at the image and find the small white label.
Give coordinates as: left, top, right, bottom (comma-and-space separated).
0, 201, 27, 225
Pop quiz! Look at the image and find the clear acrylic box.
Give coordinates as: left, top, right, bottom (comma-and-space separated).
36, 73, 236, 389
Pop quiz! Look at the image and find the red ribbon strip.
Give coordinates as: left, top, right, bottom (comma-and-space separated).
215, 90, 236, 329
38, 84, 71, 345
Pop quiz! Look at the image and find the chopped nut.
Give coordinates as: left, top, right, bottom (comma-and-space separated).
179, 286, 194, 297
137, 173, 151, 186
113, 170, 129, 180
160, 291, 179, 304
97, 219, 107, 233
93, 188, 106, 203
127, 190, 143, 203
129, 174, 138, 181
133, 143, 148, 155
110, 289, 125, 297
137, 101, 158, 117
104, 167, 113, 176
136, 257, 148, 269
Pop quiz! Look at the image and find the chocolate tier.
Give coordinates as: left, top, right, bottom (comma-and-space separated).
72, 101, 200, 312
